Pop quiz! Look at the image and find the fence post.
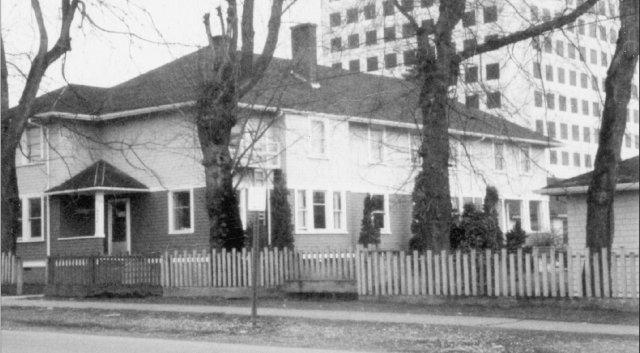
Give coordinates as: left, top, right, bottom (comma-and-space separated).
251, 226, 259, 327
47, 257, 55, 286
16, 258, 23, 295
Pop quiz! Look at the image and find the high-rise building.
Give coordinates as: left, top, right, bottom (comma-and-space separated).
319, 0, 639, 180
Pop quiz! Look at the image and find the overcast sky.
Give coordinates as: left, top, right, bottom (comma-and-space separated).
1, 0, 320, 106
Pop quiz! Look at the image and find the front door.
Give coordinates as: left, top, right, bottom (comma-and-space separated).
108, 198, 130, 255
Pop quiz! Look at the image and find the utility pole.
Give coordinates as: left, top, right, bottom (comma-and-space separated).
250, 223, 259, 327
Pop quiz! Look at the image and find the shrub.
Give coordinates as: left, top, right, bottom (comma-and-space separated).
358, 194, 381, 248
270, 169, 294, 249
450, 187, 504, 251
505, 220, 527, 250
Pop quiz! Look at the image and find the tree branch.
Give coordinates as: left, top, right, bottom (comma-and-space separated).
45, 0, 79, 66
203, 13, 216, 49
457, 0, 598, 61
1, 38, 9, 117
238, 0, 284, 97
392, 0, 419, 30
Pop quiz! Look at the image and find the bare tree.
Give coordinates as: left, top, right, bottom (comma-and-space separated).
586, 0, 638, 250
197, 0, 286, 250
1, 0, 81, 253
394, 0, 599, 251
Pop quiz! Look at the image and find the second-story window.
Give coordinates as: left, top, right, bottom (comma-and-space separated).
364, 4, 376, 20
383, 1, 395, 16
494, 141, 505, 170
520, 147, 531, 173
310, 120, 325, 156
25, 125, 43, 163
384, 26, 396, 42
348, 34, 359, 49
367, 56, 379, 71
465, 65, 478, 83
462, 10, 475, 27
483, 5, 498, 23
486, 91, 501, 109
331, 37, 342, 52
486, 63, 500, 80
330, 12, 341, 27
346, 8, 358, 23
365, 30, 377, 45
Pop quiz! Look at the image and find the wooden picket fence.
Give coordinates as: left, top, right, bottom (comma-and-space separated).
161, 248, 356, 288
1, 253, 23, 292
355, 247, 640, 299
48, 255, 162, 286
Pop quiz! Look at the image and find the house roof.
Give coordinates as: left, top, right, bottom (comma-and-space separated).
46, 160, 148, 194
23, 47, 553, 145
540, 156, 640, 195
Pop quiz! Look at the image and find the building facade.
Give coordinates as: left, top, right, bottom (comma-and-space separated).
14, 25, 553, 274
320, 0, 640, 180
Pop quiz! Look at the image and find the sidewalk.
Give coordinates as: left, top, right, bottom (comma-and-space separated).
2, 296, 638, 336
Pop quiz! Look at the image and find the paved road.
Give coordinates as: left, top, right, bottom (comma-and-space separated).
2, 296, 638, 336
1, 329, 368, 353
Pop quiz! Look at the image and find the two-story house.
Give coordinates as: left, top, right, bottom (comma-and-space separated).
14, 24, 556, 280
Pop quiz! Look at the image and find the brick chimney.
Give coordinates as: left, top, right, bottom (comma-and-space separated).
290, 23, 318, 84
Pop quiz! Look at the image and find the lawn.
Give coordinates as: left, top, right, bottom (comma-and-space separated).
2, 306, 638, 353
42, 294, 640, 326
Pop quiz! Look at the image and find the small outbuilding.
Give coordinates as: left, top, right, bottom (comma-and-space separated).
539, 156, 639, 249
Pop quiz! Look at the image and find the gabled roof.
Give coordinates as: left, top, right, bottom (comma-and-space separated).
540, 156, 640, 195
23, 47, 553, 145
46, 160, 148, 194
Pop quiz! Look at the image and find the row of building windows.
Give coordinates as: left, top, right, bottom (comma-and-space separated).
537, 119, 640, 150
329, 1, 444, 28
549, 150, 594, 168
531, 6, 617, 44
534, 91, 603, 117
331, 50, 418, 72
465, 91, 502, 110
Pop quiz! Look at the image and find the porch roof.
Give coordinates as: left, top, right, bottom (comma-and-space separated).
46, 160, 148, 195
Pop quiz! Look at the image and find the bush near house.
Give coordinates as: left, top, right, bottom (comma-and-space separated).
506, 220, 527, 250
358, 194, 381, 248
450, 187, 504, 251
270, 169, 294, 249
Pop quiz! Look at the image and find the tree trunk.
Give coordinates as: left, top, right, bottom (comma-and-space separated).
586, 0, 639, 250
1, 137, 20, 253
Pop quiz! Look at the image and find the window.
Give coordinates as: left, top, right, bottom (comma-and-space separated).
590, 49, 598, 65
60, 195, 95, 237
494, 142, 505, 170
595, 128, 600, 142
635, 135, 639, 149
449, 140, 459, 168
559, 95, 567, 111
568, 45, 576, 59
313, 191, 326, 229
583, 127, 591, 143
542, 8, 551, 21
534, 91, 543, 107
578, 46, 586, 62
549, 150, 558, 164
366, 56, 378, 71
573, 153, 581, 167
347, 34, 359, 49
400, 0, 413, 11
599, 25, 607, 40
530, 6, 539, 21
369, 128, 384, 163
585, 154, 592, 168
533, 62, 541, 78
581, 100, 589, 115
610, 28, 617, 43
483, 6, 497, 23
572, 125, 580, 141
24, 126, 42, 163
561, 151, 569, 166
547, 122, 556, 138
466, 94, 479, 109
635, 110, 640, 124
465, 65, 478, 83
169, 190, 193, 233
370, 194, 387, 230
577, 19, 585, 35
557, 68, 565, 84
555, 40, 564, 56
569, 70, 577, 85
485, 34, 499, 44
545, 93, 555, 110
570, 98, 578, 113
402, 23, 415, 38
487, 91, 501, 108
545, 65, 553, 81
592, 102, 601, 117
383, 1, 394, 16
486, 63, 500, 80
333, 192, 343, 229
589, 23, 597, 37
346, 8, 358, 23
348, 59, 360, 72
384, 26, 396, 42
331, 63, 342, 70
560, 123, 568, 140
410, 133, 421, 165
462, 11, 476, 27
403, 50, 417, 66
384, 53, 397, 69
580, 73, 588, 88
543, 37, 552, 53
330, 37, 342, 52
364, 4, 376, 19
330, 12, 341, 27
625, 134, 632, 148
310, 121, 325, 155
529, 201, 541, 232
601, 52, 608, 66
28, 198, 42, 239
535, 120, 544, 134
365, 30, 377, 45
295, 190, 307, 230
463, 39, 477, 53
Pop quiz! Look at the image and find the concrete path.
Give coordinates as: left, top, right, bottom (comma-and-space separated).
1, 329, 368, 353
2, 296, 638, 336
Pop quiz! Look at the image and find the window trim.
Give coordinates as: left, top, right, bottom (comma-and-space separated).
167, 189, 195, 235
294, 189, 347, 234
17, 196, 45, 243
308, 119, 327, 158
368, 126, 386, 164
370, 193, 391, 235
19, 125, 45, 166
